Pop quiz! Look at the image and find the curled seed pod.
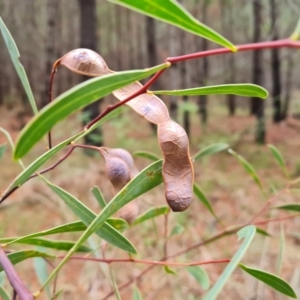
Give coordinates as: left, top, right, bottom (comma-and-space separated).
99, 147, 139, 224
58, 49, 194, 212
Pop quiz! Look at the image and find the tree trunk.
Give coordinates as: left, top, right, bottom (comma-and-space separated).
79, 0, 103, 148
251, 0, 265, 144
282, 52, 294, 119
270, 0, 282, 123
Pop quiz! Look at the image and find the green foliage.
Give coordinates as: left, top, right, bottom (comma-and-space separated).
133, 151, 160, 161
193, 143, 229, 161
0, 286, 10, 300
203, 226, 256, 300
109, 0, 236, 51
0, 144, 6, 161
132, 286, 143, 300
0, 17, 38, 114
132, 206, 169, 226
170, 224, 184, 236
274, 203, 300, 212
164, 265, 177, 275
267, 144, 289, 178
239, 264, 296, 298
186, 266, 210, 290
92, 186, 107, 209
14, 64, 168, 159
152, 84, 268, 98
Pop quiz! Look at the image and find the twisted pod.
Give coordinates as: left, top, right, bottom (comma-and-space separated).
57, 49, 194, 212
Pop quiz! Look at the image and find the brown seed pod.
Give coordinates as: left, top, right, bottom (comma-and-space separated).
99, 147, 139, 224
59, 48, 194, 212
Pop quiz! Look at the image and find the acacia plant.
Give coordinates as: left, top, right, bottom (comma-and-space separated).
0, 1, 300, 299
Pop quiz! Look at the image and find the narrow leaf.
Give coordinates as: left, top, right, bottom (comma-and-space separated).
164, 265, 177, 275
0, 108, 121, 202
267, 144, 289, 178
92, 186, 107, 209
0, 144, 6, 161
203, 225, 256, 300
170, 224, 184, 236
256, 228, 271, 237
152, 84, 268, 98
0, 286, 10, 300
109, 0, 236, 51
239, 264, 296, 298
132, 206, 169, 226
0, 17, 38, 114
186, 266, 210, 290
276, 224, 285, 275
133, 286, 143, 300
291, 15, 300, 40
1, 237, 91, 252
193, 184, 217, 219
14, 63, 168, 159
228, 149, 262, 190
43, 180, 136, 254
0, 250, 53, 273
275, 204, 300, 212
106, 218, 129, 231
193, 143, 229, 161
34, 257, 51, 298
133, 150, 160, 161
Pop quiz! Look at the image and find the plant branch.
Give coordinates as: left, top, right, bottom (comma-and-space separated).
167, 39, 300, 63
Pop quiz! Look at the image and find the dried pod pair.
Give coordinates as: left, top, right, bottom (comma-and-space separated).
57, 49, 194, 212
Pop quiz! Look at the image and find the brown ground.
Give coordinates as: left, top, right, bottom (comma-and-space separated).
1, 104, 300, 300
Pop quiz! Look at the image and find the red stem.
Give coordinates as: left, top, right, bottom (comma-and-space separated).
167, 39, 300, 63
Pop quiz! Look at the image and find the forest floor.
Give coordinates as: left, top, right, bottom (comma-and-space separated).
1, 101, 300, 300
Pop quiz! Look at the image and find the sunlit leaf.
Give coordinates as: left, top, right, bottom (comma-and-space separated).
14, 63, 168, 159
132, 206, 169, 226
0, 108, 121, 203
92, 186, 107, 209
0, 286, 10, 300
109, 0, 236, 51
170, 224, 184, 236
291, 15, 300, 40
133, 286, 143, 300
43, 179, 137, 254
0, 250, 53, 273
164, 265, 177, 275
133, 150, 160, 161
239, 264, 296, 298
152, 84, 268, 98
0, 144, 6, 161
193, 184, 217, 219
186, 266, 210, 290
0, 17, 38, 114
256, 227, 271, 237
267, 144, 289, 178
106, 218, 129, 231
193, 143, 229, 161
203, 225, 256, 300
274, 203, 300, 212
228, 149, 262, 191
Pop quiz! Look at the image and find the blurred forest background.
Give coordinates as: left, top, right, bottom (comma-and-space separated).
0, 0, 300, 144
1, 1, 300, 299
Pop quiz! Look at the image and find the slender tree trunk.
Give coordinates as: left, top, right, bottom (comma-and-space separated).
79, 0, 103, 148
270, 0, 282, 123
251, 0, 265, 144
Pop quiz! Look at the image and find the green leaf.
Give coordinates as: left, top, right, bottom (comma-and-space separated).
0, 17, 38, 115
193, 143, 229, 161
277, 224, 285, 275
164, 265, 177, 275
0, 144, 6, 161
14, 63, 168, 159
267, 144, 289, 178
106, 218, 129, 231
291, 15, 300, 40
133, 286, 143, 300
152, 84, 268, 98
92, 186, 107, 209
0, 250, 53, 273
186, 266, 210, 290
170, 224, 184, 236
228, 149, 263, 191
132, 206, 169, 226
43, 179, 137, 254
133, 150, 160, 161
0, 108, 121, 202
0, 286, 10, 300
203, 225, 256, 300
109, 0, 236, 51
256, 227, 271, 237
193, 184, 217, 219
1, 237, 91, 252
239, 264, 297, 298
34, 257, 51, 298
274, 203, 300, 212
